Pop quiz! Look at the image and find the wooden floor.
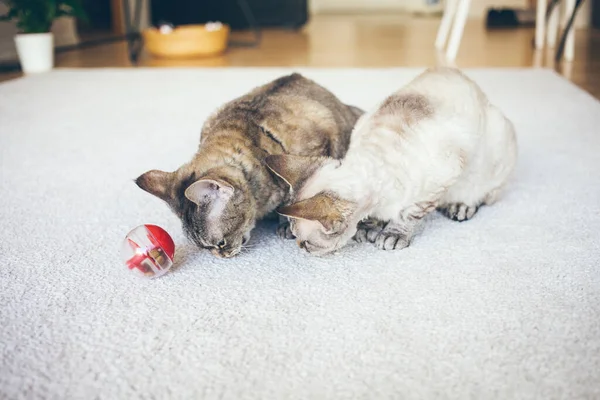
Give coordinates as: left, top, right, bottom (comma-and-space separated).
2, 13, 600, 98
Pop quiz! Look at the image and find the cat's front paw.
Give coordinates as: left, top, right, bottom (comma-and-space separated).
354, 218, 386, 243
438, 203, 479, 222
276, 221, 295, 239
374, 231, 410, 251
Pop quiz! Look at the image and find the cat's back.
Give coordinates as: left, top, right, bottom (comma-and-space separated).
350, 67, 488, 157
202, 73, 361, 159
403, 67, 489, 115
362, 67, 487, 137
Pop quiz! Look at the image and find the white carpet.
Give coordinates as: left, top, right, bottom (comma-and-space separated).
1, 67, 599, 400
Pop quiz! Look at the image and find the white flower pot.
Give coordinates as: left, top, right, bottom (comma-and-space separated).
14, 32, 54, 74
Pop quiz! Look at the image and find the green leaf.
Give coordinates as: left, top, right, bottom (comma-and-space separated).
1, 0, 88, 33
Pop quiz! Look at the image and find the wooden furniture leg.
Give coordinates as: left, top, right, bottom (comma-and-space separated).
446, 0, 471, 61
535, 0, 548, 48
435, 0, 458, 50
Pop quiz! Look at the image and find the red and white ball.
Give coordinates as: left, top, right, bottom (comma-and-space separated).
121, 224, 175, 278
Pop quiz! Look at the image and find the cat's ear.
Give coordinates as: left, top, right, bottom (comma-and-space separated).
184, 178, 234, 205
265, 154, 331, 193
277, 192, 354, 234
135, 169, 177, 203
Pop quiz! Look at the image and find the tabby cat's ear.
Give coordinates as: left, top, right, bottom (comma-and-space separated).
184, 178, 234, 206
265, 154, 330, 193
135, 169, 177, 203
277, 192, 355, 234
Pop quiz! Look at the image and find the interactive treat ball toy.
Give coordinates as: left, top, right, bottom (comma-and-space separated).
121, 224, 175, 278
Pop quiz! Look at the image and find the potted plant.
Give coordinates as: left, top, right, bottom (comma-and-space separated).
0, 0, 86, 74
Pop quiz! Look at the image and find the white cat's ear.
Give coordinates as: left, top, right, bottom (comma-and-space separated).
265, 154, 331, 193
184, 178, 234, 205
277, 192, 354, 234
136, 169, 177, 203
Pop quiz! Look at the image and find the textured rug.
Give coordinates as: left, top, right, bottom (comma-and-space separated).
1, 67, 599, 400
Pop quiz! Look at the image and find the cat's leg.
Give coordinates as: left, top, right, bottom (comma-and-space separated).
437, 167, 498, 222
437, 202, 480, 222
438, 105, 517, 222
373, 215, 426, 251
276, 215, 295, 239
354, 217, 387, 243
439, 175, 515, 221
437, 166, 491, 222
373, 197, 442, 250
373, 220, 412, 250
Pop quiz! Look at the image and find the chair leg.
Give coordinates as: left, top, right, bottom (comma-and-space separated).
555, 0, 583, 61
435, 0, 458, 50
562, 0, 576, 60
535, 0, 547, 49
546, 1, 560, 47
445, 0, 470, 61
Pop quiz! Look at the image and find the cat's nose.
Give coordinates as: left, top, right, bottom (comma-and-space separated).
298, 240, 307, 249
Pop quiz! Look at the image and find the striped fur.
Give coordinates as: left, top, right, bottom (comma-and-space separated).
136, 73, 363, 258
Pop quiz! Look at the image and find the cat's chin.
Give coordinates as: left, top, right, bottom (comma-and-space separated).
307, 248, 338, 257
209, 247, 241, 259
301, 243, 339, 257
303, 233, 354, 257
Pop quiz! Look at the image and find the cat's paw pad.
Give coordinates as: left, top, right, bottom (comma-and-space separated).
438, 203, 479, 222
374, 231, 410, 251
354, 218, 385, 243
276, 221, 295, 239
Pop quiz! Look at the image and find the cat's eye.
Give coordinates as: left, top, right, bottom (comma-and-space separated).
217, 239, 226, 248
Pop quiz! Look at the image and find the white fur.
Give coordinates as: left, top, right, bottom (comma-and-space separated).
292, 67, 518, 255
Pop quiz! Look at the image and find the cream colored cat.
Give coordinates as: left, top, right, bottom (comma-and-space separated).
266, 67, 518, 256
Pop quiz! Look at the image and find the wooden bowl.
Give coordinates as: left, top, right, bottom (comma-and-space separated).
142, 24, 230, 59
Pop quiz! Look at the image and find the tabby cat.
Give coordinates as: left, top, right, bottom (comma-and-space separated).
136, 73, 363, 258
